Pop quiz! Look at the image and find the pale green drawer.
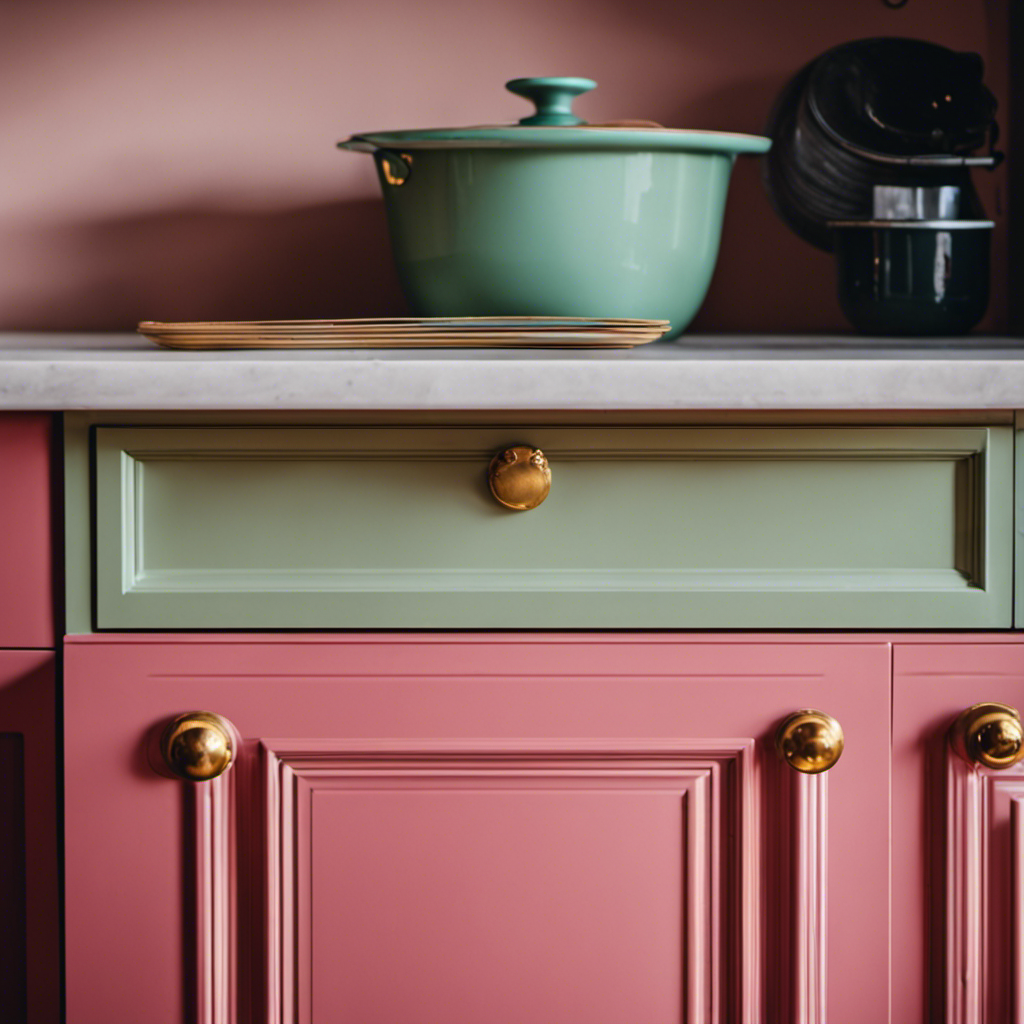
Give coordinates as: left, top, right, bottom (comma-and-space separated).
90, 424, 1012, 630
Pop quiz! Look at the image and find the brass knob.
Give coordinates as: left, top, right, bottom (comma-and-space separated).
950, 702, 1024, 770
775, 709, 845, 774
160, 711, 237, 781
488, 446, 551, 511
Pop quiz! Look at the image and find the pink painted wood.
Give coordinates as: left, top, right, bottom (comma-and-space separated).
64, 635, 891, 1024
1013, 799, 1024, 1024
195, 773, 235, 1024
893, 643, 1024, 1024
0, 650, 60, 1024
791, 772, 828, 1024
0, 414, 53, 648
265, 737, 756, 1024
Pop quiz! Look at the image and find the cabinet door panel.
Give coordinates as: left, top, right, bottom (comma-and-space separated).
0, 650, 59, 1024
65, 636, 891, 1024
0, 414, 53, 647
893, 643, 1024, 1024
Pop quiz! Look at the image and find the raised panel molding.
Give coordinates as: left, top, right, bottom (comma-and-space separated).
198, 738, 767, 1024
945, 754, 1024, 1023
113, 427, 993, 596
1013, 798, 1024, 1024
192, 735, 840, 1024
262, 740, 757, 1024
194, 774, 234, 1024
90, 424, 1013, 629
0, 733, 27, 1022
790, 772, 828, 1024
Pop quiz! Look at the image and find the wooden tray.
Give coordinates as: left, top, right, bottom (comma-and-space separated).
138, 317, 670, 349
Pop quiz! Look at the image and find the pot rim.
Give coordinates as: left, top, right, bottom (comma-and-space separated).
340, 127, 771, 156
827, 219, 994, 229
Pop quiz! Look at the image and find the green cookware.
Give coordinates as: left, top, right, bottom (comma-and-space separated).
340, 78, 770, 338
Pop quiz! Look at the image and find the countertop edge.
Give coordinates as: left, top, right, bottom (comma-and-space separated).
3, 335, 1024, 410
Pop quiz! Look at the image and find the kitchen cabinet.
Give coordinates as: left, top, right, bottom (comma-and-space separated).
893, 642, 1024, 1024
64, 635, 890, 1024
48, 398, 1024, 1023
0, 651, 59, 1024
4, 343, 1024, 1022
0, 413, 54, 648
63, 632, 1024, 1024
0, 414, 59, 1024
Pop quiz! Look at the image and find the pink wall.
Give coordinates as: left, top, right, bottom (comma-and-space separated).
0, 0, 1008, 333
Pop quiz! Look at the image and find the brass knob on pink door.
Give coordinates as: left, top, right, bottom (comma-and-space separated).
775, 709, 845, 774
488, 446, 551, 511
950, 702, 1024, 770
160, 711, 238, 781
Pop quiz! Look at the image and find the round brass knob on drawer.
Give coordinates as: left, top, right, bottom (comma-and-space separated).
488, 446, 551, 511
775, 709, 845, 774
160, 711, 237, 781
950, 702, 1024, 770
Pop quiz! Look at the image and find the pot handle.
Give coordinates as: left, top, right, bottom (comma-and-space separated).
338, 136, 412, 182
506, 77, 596, 126
373, 149, 412, 186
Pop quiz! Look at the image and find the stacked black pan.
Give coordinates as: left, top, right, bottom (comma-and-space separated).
764, 38, 1000, 334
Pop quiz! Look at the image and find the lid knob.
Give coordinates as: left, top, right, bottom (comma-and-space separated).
506, 77, 597, 126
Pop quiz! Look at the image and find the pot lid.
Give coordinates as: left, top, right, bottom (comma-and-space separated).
339, 77, 770, 156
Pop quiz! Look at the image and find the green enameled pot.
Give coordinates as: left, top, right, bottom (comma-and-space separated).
340, 78, 770, 338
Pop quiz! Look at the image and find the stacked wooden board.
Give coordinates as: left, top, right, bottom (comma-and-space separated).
138, 317, 670, 349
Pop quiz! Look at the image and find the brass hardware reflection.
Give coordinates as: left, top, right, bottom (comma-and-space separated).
775, 709, 845, 774
488, 446, 551, 510
379, 151, 412, 186
950, 702, 1024, 770
160, 711, 237, 782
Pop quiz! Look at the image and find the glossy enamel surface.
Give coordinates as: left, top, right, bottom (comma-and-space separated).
86, 424, 1012, 631
505, 76, 597, 126
365, 148, 734, 336
342, 78, 768, 153
343, 77, 768, 155
64, 634, 890, 1023
344, 126, 770, 153
832, 222, 992, 335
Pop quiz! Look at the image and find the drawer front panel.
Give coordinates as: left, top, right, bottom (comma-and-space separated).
93, 425, 1012, 629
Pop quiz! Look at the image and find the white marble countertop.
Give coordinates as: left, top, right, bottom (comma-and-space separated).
2, 332, 1024, 410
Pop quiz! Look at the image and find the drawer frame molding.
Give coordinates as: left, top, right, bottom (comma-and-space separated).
80, 423, 1014, 630
192, 733, 839, 1023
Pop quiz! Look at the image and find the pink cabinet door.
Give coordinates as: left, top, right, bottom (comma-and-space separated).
0, 414, 53, 648
65, 635, 891, 1024
893, 641, 1024, 1024
0, 650, 59, 1024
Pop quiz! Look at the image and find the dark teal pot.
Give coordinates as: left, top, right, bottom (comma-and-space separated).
830, 220, 992, 336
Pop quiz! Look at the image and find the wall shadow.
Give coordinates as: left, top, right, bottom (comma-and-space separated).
1, 198, 408, 330
680, 74, 851, 333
